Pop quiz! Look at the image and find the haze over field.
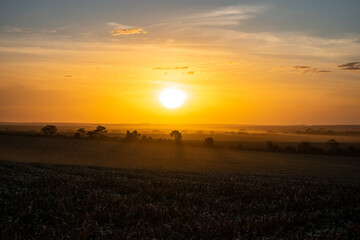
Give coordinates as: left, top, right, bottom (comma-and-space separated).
1, 135, 360, 177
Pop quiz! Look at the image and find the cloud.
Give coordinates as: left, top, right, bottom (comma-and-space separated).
153, 66, 189, 70
4, 27, 30, 33
153, 4, 267, 28
107, 22, 147, 36
292, 66, 311, 69
107, 22, 132, 29
148, 5, 360, 63
110, 28, 147, 36
303, 68, 332, 74
42, 30, 56, 34
4, 26, 58, 34
186, 5, 263, 26
290, 66, 331, 74
187, 71, 195, 74
64, 75, 72, 78
338, 62, 360, 70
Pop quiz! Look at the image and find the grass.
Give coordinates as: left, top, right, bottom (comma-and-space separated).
0, 135, 360, 239
1, 160, 359, 239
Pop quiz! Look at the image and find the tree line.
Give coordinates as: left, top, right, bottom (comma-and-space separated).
295, 128, 360, 136
235, 139, 360, 157
1, 124, 358, 156
40, 125, 216, 148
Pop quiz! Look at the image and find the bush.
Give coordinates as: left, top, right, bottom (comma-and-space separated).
204, 137, 214, 147
41, 125, 57, 137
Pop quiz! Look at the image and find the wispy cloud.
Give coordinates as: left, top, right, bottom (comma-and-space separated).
154, 4, 266, 28
217, 31, 360, 60
153, 66, 189, 70
303, 68, 332, 74
4, 26, 58, 34
42, 30, 56, 34
291, 66, 331, 74
149, 4, 360, 62
185, 5, 264, 26
338, 62, 360, 70
107, 22, 133, 29
111, 28, 147, 36
292, 66, 311, 69
4, 27, 30, 33
107, 22, 147, 36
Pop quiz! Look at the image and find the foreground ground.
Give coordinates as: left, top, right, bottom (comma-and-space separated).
1, 160, 359, 239
0, 135, 360, 239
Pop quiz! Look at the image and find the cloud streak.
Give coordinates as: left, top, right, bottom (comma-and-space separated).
292, 66, 311, 69
338, 62, 360, 70
153, 4, 267, 28
303, 68, 332, 74
4, 27, 30, 33
111, 28, 147, 36
153, 66, 189, 70
42, 30, 56, 34
291, 66, 331, 74
185, 5, 264, 26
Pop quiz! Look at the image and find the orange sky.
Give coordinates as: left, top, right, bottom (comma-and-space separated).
0, 1, 359, 124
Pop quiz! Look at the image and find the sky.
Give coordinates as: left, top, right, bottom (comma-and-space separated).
0, 0, 359, 124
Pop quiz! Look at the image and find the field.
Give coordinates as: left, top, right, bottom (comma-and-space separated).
1, 135, 360, 176
1, 134, 360, 239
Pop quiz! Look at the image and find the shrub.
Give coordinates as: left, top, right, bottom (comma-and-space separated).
204, 137, 214, 147
41, 125, 57, 137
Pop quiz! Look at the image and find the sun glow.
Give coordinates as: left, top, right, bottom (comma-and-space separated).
159, 88, 186, 109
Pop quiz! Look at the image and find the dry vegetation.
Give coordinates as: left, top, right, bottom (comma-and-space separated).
0, 134, 359, 239
1, 160, 359, 239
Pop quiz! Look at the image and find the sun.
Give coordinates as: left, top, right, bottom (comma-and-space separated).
159, 88, 186, 109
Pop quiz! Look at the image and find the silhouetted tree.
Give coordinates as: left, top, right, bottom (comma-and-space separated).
125, 130, 132, 141
283, 145, 296, 153
297, 141, 323, 154
297, 141, 312, 153
266, 141, 274, 150
87, 130, 98, 138
140, 135, 147, 142
204, 137, 214, 147
346, 146, 358, 156
170, 130, 182, 145
125, 130, 141, 142
305, 128, 314, 134
74, 128, 86, 138
41, 125, 57, 137
95, 125, 107, 137
327, 139, 339, 151
266, 141, 281, 151
86, 125, 108, 139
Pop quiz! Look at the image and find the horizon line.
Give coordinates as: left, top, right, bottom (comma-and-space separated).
0, 121, 360, 126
